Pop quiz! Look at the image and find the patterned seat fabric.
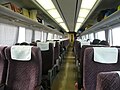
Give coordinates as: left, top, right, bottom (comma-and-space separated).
5, 46, 42, 90
96, 72, 120, 90
83, 47, 120, 90
74, 41, 81, 62
79, 45, 106, 89
41, 43, 54, 75
54, 42, 60, 64
0, 46, 7, 85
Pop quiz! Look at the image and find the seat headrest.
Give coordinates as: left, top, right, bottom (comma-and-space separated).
93, 47, 118, 64
81, 41, 90, 47
37, 42, 49, 51
11, 46, 32, 61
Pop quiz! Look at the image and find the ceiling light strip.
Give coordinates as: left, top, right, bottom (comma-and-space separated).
75, 0, 97, 32
36, 0, 69, 32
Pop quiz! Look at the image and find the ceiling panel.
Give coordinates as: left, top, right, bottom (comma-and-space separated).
53, 0, 78, 32
1, 0, 120, 33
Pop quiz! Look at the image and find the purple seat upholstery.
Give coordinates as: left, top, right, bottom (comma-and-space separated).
63, 39, 69, 50
54, 42, 60, 64
60, 41, 64, 54
79, 45, 106, 89
41, 43, 54, 75
83, 47, 120, 90
74, 41, 81, 62
0, 46, 7, 85
96, 71, 120, 90
40, 43, 55, 88
5, 46, 42, 90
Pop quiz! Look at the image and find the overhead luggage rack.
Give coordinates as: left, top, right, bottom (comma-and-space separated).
81, 10, 120, 35
0, 5, 63, 35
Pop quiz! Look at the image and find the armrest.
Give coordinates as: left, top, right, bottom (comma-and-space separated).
34, 85, 44, 90
0, 84, 5, 90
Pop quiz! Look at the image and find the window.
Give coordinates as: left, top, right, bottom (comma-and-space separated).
95, 31, 105, 40
41, 31, 44, 42
60, 35, 62, 39
41, 31, 47, 42
112, 26, 120, 46
47, 33, 53, 40
88, 33, 94, 41
82, 35, 86, 40
0, 23, 18, 45
18, 27, 25, 43
25, 29, 33, 43
34, 31, 41, 41
95, 32, 98, 39
54, 34, 57, 39
43, 32, 47, 42
57, 35, 59, 39
85, 34, 89, 39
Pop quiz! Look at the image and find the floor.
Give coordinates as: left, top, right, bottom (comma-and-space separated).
51, 45, 77, 90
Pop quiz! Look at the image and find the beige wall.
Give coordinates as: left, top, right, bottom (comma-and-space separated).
68, 34, 74, 43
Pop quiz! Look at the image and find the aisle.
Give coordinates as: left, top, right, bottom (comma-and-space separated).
51, 45, 77, 90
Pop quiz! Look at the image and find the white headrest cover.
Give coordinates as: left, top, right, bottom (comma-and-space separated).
81, 41, 90, 47
11, 46, 32, 61
93, 47, 118, 64
37, 42, 49, 51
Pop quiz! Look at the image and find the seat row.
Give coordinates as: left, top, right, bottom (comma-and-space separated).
0, 39, 69, 90
74, 40, 120, 90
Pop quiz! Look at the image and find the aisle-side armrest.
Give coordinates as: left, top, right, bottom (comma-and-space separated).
0, 84, 5, 90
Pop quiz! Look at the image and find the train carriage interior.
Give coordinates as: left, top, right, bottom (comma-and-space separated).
0, 0, 120, 90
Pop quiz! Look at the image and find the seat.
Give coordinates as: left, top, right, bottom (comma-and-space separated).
5, 46, 42, 90
53, 41, 60, 71
48, 41, 60, 77
78, 45, 106, 89
96, 71, 120, 90
74, 41, 81, 65
59, 39, 69, 64
0, 46, 7, 87
54, 42, 60, 64
37, 42, 54, 87
63, 39, 69, 51
83, 47, 120, 90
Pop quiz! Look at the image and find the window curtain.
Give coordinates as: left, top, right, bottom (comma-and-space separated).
0, 23, 18, 46
18, 27, 25, 43
34, 31, 41, 41
25, 29, 33, 43
43, 32, 47, 42
47, 33, 53, 40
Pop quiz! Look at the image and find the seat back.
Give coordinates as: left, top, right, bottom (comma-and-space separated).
39, 43, 54, 75
83, 47, 120, 90
5, 46, 42, 90
79, 45, 106, 88
60, 41, 64, 54
54, 42, 60, 64
96, 71, 120, 90
0, 46, 7, 84
75, 41, 81, 62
